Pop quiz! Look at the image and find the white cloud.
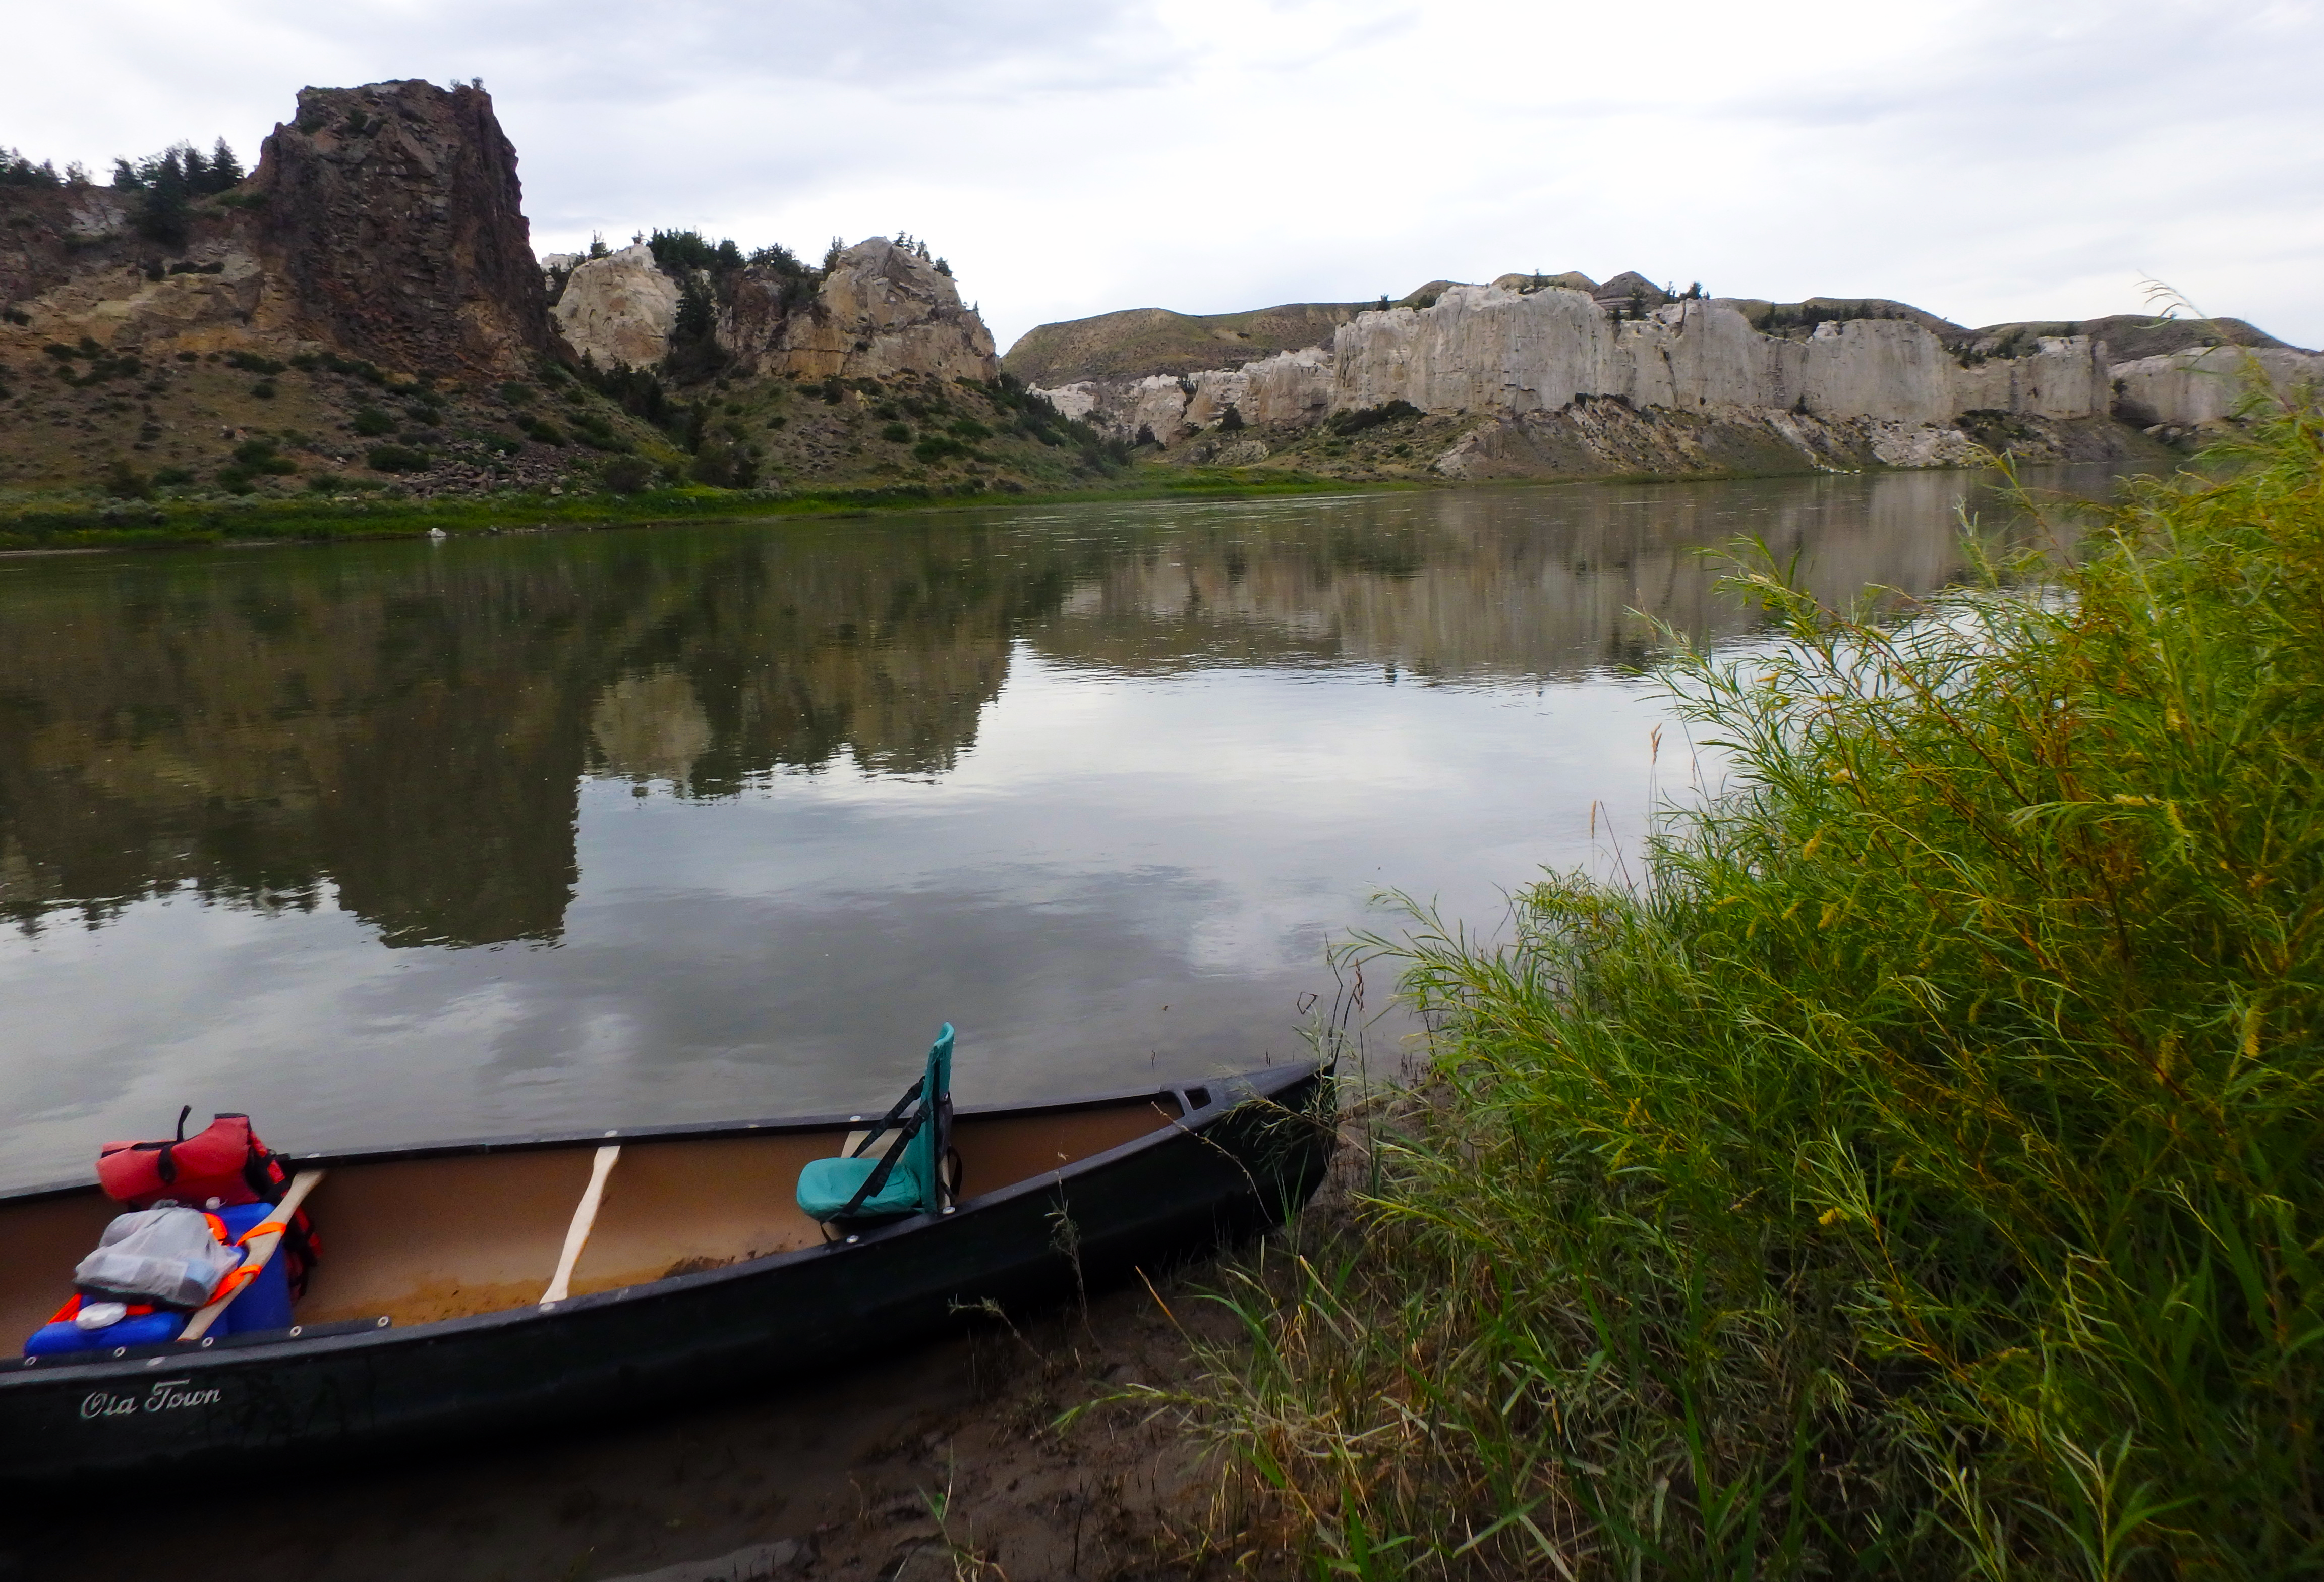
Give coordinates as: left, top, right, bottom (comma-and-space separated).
10, 0, 2318, 349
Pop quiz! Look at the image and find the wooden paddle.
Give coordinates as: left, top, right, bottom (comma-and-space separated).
541, 1145, 621, 1305
179, 1169, 324, 1342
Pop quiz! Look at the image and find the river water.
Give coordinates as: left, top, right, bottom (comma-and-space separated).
0, 469, 2102, 1188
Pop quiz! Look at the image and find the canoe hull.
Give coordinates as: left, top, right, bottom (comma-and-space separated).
0, 1062, 1328, 1484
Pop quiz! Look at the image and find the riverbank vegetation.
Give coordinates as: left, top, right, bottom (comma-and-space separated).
1178, 402, 2323, 1576
0, 469, 1378, 554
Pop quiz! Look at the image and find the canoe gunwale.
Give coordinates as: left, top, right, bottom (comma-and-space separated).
0, 1060, 1321, 1389
0, 1072, 1260, 1210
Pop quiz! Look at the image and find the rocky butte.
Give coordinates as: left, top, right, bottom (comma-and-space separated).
0, 81, 553, 379
1011, 273, 2322, 480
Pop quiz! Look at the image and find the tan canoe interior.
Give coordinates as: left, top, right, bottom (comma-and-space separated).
1, 1100, 1180, 1346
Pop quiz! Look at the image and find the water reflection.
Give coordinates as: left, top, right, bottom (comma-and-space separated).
0, 468, 2023, 950
1, 523, 1057, 945
0, 468, 2100, 1182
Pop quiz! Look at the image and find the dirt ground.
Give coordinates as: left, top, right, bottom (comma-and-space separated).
0, 1256, 1269, 1582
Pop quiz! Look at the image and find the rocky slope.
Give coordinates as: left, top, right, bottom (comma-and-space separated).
1021, 272, 2319, 482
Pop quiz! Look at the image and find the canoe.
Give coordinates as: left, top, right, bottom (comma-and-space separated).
0, 1059, 1330, 1485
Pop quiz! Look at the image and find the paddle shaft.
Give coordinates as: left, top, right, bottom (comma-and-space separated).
179, 1169, 324, 1341
541, 1145, 621, 1304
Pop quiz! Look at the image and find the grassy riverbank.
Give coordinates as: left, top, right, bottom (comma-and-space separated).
1174, 405, 2324, 1576
0, 469, 1387, 554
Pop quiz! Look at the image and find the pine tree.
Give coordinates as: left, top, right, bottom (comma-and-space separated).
207, 139, 243, 190
136, 147, 191, 246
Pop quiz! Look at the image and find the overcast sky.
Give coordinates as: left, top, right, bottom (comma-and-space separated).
11, 1, 2320, 352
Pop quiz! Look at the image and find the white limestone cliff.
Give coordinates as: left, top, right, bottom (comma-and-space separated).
1325, 289, 2106, 425
1029, 284, 2313, 470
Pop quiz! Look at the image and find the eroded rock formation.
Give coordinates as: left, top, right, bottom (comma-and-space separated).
772, 238, 996, 383
552, 242, 680, 368
542, 236, 997, 386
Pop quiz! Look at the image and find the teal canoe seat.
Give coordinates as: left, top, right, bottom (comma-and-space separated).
797, 1150, 929, 1221
797, 1023, 955, 1226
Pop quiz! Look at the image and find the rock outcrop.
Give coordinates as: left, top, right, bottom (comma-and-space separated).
248, 81, 555, 376
771, 238, 995, 383
1045, 346, 1334, 446
541, 236, 996, 385
552, 242, 680, 368
0, 79, 555, 379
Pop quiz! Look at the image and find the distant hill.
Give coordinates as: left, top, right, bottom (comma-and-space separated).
1969, 315, 2295, 361
1004, 301, 1374, 386
1722, 298, 1974, 343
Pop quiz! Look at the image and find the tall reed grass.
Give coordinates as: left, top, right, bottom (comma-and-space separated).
1174, 401, 2324, 1578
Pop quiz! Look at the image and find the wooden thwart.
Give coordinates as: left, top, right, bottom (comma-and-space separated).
541, 1146, 621, 1304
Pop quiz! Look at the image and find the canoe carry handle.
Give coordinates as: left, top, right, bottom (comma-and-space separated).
179, 1169, 325, 1342
542, 1145, 621, 1305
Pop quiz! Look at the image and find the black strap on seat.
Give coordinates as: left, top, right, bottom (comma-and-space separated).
835, 1109, 926, 1221
846, 1076, 925, 1158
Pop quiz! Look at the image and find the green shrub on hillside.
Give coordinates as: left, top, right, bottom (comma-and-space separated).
601, 456, 653, 493
231, 439, 296, 474
576, 357, 675, 432
687, 438, 757, 489
647, 228, 745, 275
1185, 399, 2324, 1578
1326, 399, 1422, 436
364, 444, 430, 474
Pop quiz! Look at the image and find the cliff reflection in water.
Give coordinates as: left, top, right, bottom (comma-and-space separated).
0, 526, 1049, 946
0, 468, 2026, 949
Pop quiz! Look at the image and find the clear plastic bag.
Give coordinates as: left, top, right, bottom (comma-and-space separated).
74, 1206, 240, 1310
